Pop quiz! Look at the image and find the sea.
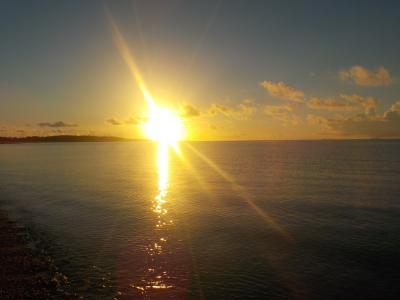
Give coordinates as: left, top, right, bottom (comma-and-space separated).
0, 140, 399, 299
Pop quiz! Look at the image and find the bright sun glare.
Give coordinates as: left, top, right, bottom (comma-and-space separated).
144, 107, 185, 144
109, 18, 186, 145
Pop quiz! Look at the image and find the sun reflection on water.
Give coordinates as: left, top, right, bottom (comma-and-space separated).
154, 142, 169, 218
130, 142, 176, 296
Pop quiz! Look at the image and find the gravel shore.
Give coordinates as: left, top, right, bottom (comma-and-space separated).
0, 212, 70, 299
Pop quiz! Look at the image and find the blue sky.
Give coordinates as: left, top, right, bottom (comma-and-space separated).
1, 0, 400, 139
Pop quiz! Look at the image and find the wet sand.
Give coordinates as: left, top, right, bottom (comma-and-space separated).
0, 211, 69, 299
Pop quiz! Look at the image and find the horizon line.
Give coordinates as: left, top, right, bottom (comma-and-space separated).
1, 134, 400, 144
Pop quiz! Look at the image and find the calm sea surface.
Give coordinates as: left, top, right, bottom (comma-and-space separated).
0, 140, 400, 299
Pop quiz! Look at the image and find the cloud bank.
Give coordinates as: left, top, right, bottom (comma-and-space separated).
106, 116, 147, 126
208, 99, 257, 120
309, 101, 400, 138
307, 97, 355, 111
340, 94, 378, 114
260, 80, 305, 103
339, 66, 392, 86
180, 103, 201, 118
264, 103, 302, 125
37, 121, 78, 128
106, 118, 122, 126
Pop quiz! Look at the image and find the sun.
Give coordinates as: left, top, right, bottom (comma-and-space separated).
144, 107, 185, 144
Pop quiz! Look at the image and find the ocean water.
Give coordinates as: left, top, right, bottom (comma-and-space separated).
0, 140, 400, 299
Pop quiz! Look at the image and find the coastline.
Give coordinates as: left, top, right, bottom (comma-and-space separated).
1, 135, 399, 145
0, 135, 136, 144
0, 211, 70, 299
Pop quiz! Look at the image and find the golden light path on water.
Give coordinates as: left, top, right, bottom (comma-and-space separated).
108, 12, 293, 298
155, 142, 169, 219
126, 141, 180, 297
136, 142, 174, 293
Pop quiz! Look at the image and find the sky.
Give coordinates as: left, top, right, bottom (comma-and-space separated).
1, 0, 400, 140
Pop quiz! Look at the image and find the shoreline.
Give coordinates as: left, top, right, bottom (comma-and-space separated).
1, 135, 400, 145
0, 211, 70, 299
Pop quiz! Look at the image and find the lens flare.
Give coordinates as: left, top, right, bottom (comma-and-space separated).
108, 14, 185, 145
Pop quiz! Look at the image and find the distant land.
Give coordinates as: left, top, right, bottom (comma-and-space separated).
1, 135, 399, 144
0, 135, 138, 144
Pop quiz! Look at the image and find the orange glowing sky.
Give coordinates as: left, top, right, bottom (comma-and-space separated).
1, 1, 400, 140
